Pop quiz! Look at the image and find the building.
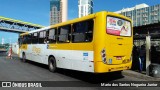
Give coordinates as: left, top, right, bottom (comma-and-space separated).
50, 0, 68, 25
61, 0, 68, 23
50, 0, 61, 25
78, 0, 93, 18
115, 3, 160, 27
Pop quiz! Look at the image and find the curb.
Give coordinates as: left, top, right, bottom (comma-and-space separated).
122, 70, 160, 81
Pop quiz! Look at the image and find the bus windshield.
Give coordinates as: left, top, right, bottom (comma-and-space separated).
107, 16, 131, 37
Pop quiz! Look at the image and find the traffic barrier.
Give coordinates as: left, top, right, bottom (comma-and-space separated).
7, 46, 12, 59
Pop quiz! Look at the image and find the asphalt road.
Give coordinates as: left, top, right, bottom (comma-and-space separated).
0, 52, 159, 90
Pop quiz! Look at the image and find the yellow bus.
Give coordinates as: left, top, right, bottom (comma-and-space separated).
19, 11, 133, 73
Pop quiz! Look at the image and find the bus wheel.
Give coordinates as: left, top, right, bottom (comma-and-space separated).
48, 57, 57, 72
22, 53, 26, 62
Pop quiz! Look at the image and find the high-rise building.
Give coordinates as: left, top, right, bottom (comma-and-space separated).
50, 0, 68, 25
78, 0, 93, 18
50, 0, 61, 25
115, 3, 160, 27
61, 0, 68, 22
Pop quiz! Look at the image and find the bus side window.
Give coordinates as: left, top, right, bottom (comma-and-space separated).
23, 36, 27, 44
32, 32, 38, 44
72, 19, 93, 43
48, 28, 57, 43
27, 34, 32, 44
19, 36, 23, 46
58, 25, 71, 43
39, 31, 46, 44
86, 20, 94, 42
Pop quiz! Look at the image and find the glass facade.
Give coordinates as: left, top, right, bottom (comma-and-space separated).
50, 0, 60, 11
50, 0, 61, 25
78, 0, 93, 18
117, 4, 160, 27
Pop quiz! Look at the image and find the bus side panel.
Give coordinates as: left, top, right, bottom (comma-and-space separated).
54, 50, 94, 72
71, 50, 94, 72
48, 43, 94, 73
19, 44, 28, 59
19, 43, 95, 73
20, 44, 50, 64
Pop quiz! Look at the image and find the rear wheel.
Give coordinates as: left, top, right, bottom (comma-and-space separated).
22, 53, 26, 62
48, 57, 57, 72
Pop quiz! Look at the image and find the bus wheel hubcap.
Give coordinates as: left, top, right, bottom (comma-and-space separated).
50, 61, 54, 69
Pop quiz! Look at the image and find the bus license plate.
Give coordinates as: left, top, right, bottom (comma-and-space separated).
116, 57, 122, 60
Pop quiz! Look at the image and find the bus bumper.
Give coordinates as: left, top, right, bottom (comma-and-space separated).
94, 61, 132, 73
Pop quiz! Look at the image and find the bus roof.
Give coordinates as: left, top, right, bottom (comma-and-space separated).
20, 11, 132, 36
20, 13, 96, 36
20, 26, 50, 36
107, 11, 132, 22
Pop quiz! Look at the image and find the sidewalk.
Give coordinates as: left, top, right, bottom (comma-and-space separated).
122, 70, 160, 81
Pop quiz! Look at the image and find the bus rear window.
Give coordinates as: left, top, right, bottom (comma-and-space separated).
107, 16, 131, 36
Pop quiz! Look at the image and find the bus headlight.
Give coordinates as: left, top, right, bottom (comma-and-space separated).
101, 49, 107, 64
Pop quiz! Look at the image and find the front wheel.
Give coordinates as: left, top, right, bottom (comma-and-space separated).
22, 53, 26, 62
48, 57, 57, 72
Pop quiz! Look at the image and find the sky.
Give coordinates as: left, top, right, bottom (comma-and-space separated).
0, 0, 160, 43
